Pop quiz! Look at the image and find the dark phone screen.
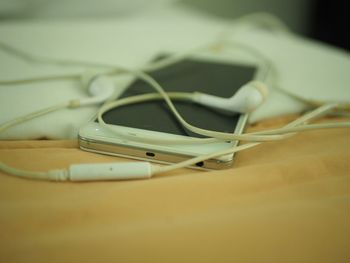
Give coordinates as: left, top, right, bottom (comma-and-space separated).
102, 58, 256, 138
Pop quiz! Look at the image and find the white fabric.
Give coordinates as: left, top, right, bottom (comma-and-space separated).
0, 0, 177, 18
0, 6, 349, 139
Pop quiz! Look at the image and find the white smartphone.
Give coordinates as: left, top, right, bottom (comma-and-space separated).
79, 55, 264, 170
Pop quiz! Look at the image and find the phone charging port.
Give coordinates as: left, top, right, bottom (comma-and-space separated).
196, 161, 204, 167
146, 152, 155, 157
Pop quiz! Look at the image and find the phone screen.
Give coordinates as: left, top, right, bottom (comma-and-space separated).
102, 57, 256, 138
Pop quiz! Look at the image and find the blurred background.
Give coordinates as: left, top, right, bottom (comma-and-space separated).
0, 0, 349, 51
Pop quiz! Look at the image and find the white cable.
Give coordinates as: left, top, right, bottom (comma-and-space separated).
154, 103, 342, 174
0, 74, 80, 86
155, 142, 260, 174
0, 162, 69, 181
250, 103, 348, 135
0, 101, 78, 134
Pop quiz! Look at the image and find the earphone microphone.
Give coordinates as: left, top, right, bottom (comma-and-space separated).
192, 81, 268, 114
0, 161, 155, 181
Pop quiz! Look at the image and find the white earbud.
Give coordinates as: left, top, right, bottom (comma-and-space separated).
79, 73, 115, 106
193, 81, 268, 114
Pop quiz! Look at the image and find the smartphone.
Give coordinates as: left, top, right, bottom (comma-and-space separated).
79, 56, 262, 170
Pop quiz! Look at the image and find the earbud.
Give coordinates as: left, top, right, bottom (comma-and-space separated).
193, 81, 268, 114
79, 72, 115, 106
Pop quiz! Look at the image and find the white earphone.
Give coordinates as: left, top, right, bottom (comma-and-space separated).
79, 75, 115, 106
193, 81, 268, 114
